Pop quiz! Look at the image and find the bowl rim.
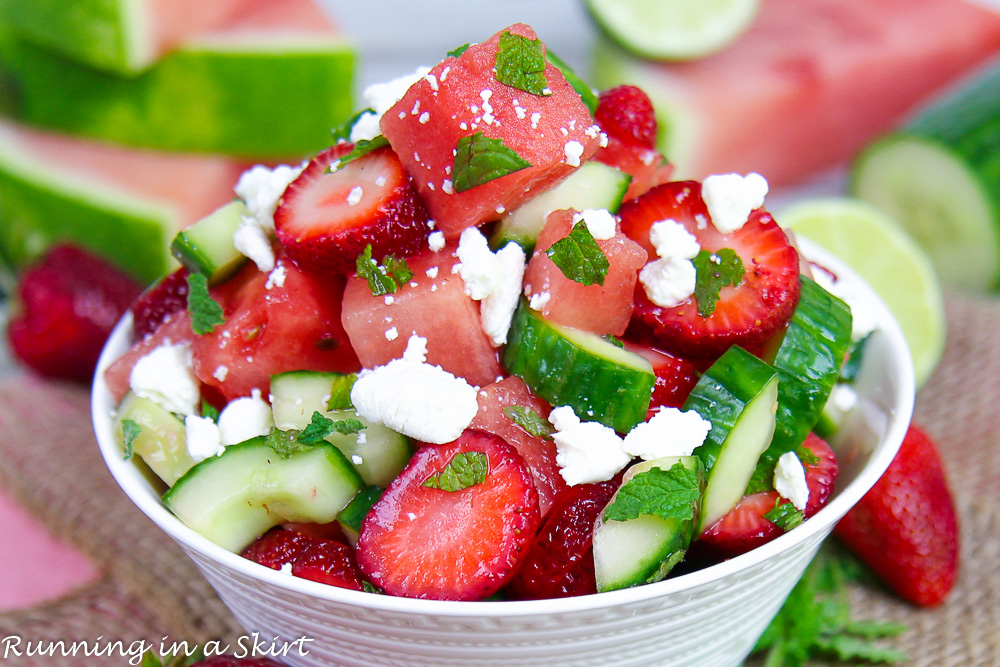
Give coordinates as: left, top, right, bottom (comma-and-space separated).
91, 238, 914, 617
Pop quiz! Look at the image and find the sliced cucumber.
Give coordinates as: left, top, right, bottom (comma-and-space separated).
322, 408, 413, 488
593, 456, 704, 592
491, 161, 631, 253
851, 60, 1000, 292
503, 299, 655, 433
114, 391, 197, 486
682, 346, 778, 533
163, 436, 363, 552
337, 485, 383, 546
170, 200, 248, 284
270, 370, 357, 430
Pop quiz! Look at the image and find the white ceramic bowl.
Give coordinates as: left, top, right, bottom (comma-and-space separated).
92, 240, 914, 667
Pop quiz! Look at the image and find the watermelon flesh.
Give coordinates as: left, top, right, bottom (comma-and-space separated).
592, 0, 1000, 186
380, 23, 601, 238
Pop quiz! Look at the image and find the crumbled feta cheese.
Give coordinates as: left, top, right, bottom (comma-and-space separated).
347, 186, 364, 206
441, 179, 454, 195
572, 209, 617, 240
350, 335, 478, 444
428, 230, 446, 252
352, 454, 364, 466
265, 262, 287, 290
185, 414, 224, 463
564, 140, 584, 167
528, 290, 551, 311
212, 365, 229, 382
701, 172, 768, 234
622, 407, 711, 460
548, 406, 631, 485
425, 266, 439, 278
457, 227, 499, 300
129, 343, 200, 415
348, 111, 382, 142
639, 257, 696, 308
774, 451, 810, 511
235, 163, 304, 231
457, 229, 526, 345
278, 562, 293, 576
418, 111, 430, 124
233, 220, 276, 273
350, 66, 431, 142
217, 389, 274, 446
649, 219, 700, 259
530, 112, 541, 129
385, 326, 399, 341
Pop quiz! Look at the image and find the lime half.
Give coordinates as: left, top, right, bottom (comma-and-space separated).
777, 197, 946, 388
585, 0, 761, 60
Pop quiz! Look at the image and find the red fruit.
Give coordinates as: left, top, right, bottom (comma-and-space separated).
131, 267, 190, 340
834, 425, 959, 607
274, 143, 432, 275
696, 433, 839, 561
241, 527, 313, 570
291, 539, 365, 591
506, 478, 619, 599
7, 244, 142, 383
622, 180, 801, 361
190, 657, 284, 667
595, 85, 658, 149
623, 341, 699, 419
356, 429, 540, 600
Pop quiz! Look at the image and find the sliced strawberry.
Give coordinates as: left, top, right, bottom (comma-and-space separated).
623, 341, 700, 419
506, 478, 619, 600
291, 539, 365, 591
241, 527, 313, 570
7, 244, 142, 383
694, 433, 838, 562
622, 180, 801, 361
356, 429, 540, 600
595, 85, 658, 149
274, 143, 432, 275
834, 425, 959, 607
131, 267, 190, 340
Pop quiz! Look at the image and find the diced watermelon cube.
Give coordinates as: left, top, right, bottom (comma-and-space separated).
341, 246, 503, 388
380, 23, 601, 238
104, 310, 197, 404
469, 376, 567, 516
523, 209, 647, 336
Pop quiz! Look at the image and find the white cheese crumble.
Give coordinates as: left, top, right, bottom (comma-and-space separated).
621, 407, 711, 460
457, 228, 526, 345
350, 335, 479, 444
278, 562, 294, 576
701, 172, 768, 234
235, 163, 304, 231
233, 220, 276, 273
212, 365, 229, 382
347, 185, 364, 207
129, 343, 201, 416
217, 389, 274, 446
385, 326, 399, 341
528, 290, 551, 311
639, 257, 697, 308
649, 219, 700, 259
428, 230, 446, 252
425, 266, 439, 278
350, 66, 431, 142
441, 179, 454, 195
572, 209, 617, 240
548, 406, 631, 486
774, 451, 810, 511
564, 140, 584, 167
265, 262, 287, 290
185, 414, 224, 463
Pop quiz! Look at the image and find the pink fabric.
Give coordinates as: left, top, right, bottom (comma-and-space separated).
0, 485, 100, 610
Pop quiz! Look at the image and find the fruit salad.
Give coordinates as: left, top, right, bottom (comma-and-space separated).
103, 23, 863, 602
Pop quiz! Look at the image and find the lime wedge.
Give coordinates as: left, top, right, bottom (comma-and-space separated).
776, 197, 945, 388
585, 0, 760, 60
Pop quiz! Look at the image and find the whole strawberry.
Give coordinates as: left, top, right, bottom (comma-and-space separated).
7, 244, 142, 382
834, 424, 959, 607
595, 85, 658, 149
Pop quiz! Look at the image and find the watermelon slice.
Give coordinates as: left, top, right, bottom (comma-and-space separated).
0, 0, 355, 159
591, 0, 1000, 187
0, 121, 246, 283
0, 0, 244, 74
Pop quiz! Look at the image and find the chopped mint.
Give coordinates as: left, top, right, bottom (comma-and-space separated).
332, 107, 374, 142
326, 373, 358, 410
503, 405, 554, 439
333, 135, 390, 171
603, 462, 700, 523
692, 248, 744, 317
764, 498, 805, 531
186, 272, 225, 335
546, 221, 610, 287
356, 244, 413, 296
796, 443, 820, 466
201, 399, 219, 423
745, 460, 774, 496
423, 451, 488, 492
447, 43, 470, 58
495, 31, 551, 96
753, 543, 907, 666
121, 419, 141, 461
602, 334, 625, 349
452, 131, 532, 193
363, 580, 384, 594
264, 427, 313, 459
298, 411, 365, 444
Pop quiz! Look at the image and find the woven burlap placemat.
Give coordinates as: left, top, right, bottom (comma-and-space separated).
0, 293, 997, 666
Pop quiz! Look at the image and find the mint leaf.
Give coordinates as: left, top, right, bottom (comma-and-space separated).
333, 135, 390, 171
545, 221, 610, 286
201, 399, 219, 423
447, 43, 470, 58
264, 428, 313, 458
452, 131, 532, 193
692, 248, 744, 317
332, 107, 374, 142
363, 580, 384, 594
186, 272, 225, 335
495, 31, 550, 96
423, 451, 488, 491
796, 443, 820, 466
121, 419, 141, 461
326, 373, 358, 410
503, 405, 554, 439
840, 333, 871, 383
815, 635, 908, 664
356, 244, 413, 296
330, 418, 366, 436
602, 334, 625, 349
764, 498, 805, 531
298, 411, 336, 444
603, 462, 700, 523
